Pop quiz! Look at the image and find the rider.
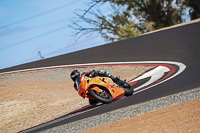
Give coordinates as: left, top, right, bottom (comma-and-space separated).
70, 69, 120, 91
70, 69, 120, 105
70, 70, 133, 105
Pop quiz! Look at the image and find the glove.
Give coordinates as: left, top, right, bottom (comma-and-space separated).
104, 71, 110, 75
89, 72, 95, 78
116, 76, 120, 81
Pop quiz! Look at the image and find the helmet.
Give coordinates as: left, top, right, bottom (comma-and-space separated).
70, 70, 80, 82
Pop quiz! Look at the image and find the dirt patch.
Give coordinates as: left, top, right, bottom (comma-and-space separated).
80, 98, 200, 133
0, 65, 153, 133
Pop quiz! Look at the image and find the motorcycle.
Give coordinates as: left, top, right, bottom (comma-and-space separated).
75, 74, 134, 105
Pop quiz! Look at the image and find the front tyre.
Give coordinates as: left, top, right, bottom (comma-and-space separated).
89, 88, 112, 104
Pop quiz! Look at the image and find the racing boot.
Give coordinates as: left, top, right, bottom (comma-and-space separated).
89, 99, 98, 106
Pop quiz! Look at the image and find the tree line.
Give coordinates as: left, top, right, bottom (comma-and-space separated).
70, 0, 200, 42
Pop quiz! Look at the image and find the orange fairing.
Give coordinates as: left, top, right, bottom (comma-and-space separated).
77, 75, 125, 100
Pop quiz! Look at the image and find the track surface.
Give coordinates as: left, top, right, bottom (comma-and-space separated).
1, 22, 200, 132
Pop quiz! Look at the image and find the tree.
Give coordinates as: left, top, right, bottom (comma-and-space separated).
184, 0, 200, 20
70, 1, 141, 42
70, 0, 198, 42
112, 0, 186, 31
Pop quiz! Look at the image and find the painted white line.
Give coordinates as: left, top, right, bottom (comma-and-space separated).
0, 61, 186, 75
131, 66, 170, 91
0, 61, 186, 94
132, 62, 186, 94
0, 61, 186, 99
0, 61, 186, 96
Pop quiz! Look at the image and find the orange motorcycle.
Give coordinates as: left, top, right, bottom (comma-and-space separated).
75, 74, 133, 105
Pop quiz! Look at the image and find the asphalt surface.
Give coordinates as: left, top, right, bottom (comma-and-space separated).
2, 21, 200, 132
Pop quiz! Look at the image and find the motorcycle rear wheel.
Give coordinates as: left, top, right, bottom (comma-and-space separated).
89, 87, 112, 104
119, 80, 134, 96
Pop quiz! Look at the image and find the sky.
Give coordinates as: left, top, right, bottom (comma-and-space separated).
0, 0, 110, 70
0, 1, 191, 70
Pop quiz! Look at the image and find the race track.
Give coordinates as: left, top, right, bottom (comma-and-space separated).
1, 21, 200, 133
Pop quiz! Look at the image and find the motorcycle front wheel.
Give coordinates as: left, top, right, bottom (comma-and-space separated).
89, 87, 112, 104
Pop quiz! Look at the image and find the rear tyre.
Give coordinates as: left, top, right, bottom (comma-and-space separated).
89, 87, 112, 104
119, 80, 134, 96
